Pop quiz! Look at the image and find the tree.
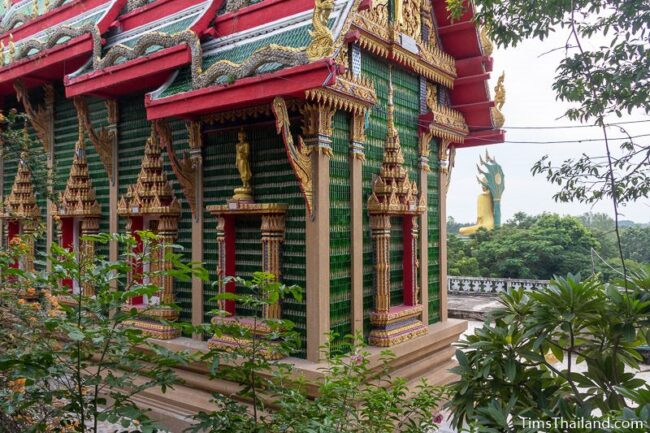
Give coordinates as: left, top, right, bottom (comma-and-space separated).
0, 232, 196, 433
474, 214, 598, 279
621, 226, 650, 264
447, 233, 480, 276
447, 273, 650, 432
447, 0, 650, 279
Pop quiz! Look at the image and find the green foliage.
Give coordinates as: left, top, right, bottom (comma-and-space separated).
0, 231, 196, 432
187, 279, 447, 433
447, 274, 650, 432
448, 213, 598, 279
448, 0, 650, 208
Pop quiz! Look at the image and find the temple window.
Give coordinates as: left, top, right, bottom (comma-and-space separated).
53, 134, 101, 298
205, 128, 288, 357
367, 69, 427, 347
117, 126, 181, 340
1, 142, 40, 277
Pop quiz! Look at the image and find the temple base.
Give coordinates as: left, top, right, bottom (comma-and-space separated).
123, 318, 181, 340
207, 316, 285, 360
369, 304, 428, 347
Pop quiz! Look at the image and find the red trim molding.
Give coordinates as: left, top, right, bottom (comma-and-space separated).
145, 59, 338, 120
0, 0, 126, 44
213, 0, 314, 38
65, 45, 191, 97
0, 34, 92, 92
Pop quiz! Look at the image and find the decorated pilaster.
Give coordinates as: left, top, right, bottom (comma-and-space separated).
302, 102, 334, 362
438, 139, 451, 321
261, 213, 286, 320
350, 111, 366, 334
186, 120, 204, 340
418, 130, 432, 324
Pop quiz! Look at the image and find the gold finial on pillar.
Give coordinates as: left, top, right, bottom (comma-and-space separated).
231, 128, 254, 203
8, 34, 15, 63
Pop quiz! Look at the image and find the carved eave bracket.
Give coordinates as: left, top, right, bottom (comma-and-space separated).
73, 97, 118, 183
305, 71, 377, 115
13, 80, 54, 154
157, 120, 202, 219
272, 96, 314, 217
491, 72, 506, 129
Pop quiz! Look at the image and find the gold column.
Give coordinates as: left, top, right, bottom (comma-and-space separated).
261, 214, 286, 320
22, 223, 36, 273
80, 218, 99, 297
107, 101, 119, 275
370, 214, 391, 313
418, 132, 431, 324
303, 103, 334, 362
157, 215, 178, 306
350, 112, 365, 335
438, 139, 451, 321
215, 216, 228, 312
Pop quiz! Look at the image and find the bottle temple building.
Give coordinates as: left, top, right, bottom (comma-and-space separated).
0, 0, 504, 417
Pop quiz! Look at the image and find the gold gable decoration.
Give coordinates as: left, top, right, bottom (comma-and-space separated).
367, 71, 425, 216
53, 125, 100, 219
118, 126, 181, 218
2, 143, 40, 222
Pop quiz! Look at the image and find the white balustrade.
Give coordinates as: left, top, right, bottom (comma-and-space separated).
448, 276, 550, 295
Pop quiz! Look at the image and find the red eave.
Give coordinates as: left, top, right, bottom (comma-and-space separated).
65, 0, 223, 97
145, 59, 338, 120
212, 0, 314, 38
0, 0, 126, 45
432, 0, 504, 147
0, 34, 92, 95
65, 45, 192, 98
457, 129, 505, 148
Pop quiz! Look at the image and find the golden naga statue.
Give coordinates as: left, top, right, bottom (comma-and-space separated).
232, 128, 253, 202
494, 72, 506, 111
459, 151, 505, 236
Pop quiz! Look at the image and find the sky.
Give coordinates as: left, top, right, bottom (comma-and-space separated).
447, 32, 650, 225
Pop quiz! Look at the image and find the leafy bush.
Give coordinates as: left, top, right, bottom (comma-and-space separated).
448, 272, 650, 432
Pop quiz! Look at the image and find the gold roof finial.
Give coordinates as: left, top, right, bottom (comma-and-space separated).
387, 66, 396, 137
494, 72, 505, 111
8, 34, 15, 63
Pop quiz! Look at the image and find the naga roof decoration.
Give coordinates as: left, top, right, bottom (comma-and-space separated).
117, 126, 181, 218
65, 0, 221, 96
153, 0, 356, 99
0, 0, 125, 95
1, 136, 40, 222
0, 1, 72, 36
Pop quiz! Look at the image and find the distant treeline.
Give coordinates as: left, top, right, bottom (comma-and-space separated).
447, 212, 650, 280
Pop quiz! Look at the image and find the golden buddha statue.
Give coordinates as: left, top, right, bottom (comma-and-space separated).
459, 181, 495, 236
459, 151, 504, 236
232, 128, 253, 202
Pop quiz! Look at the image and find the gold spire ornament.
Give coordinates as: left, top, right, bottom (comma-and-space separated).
231, 128, 254, 202
8, 34, 15, 63
491, 72, 505, 128
306, 0, 334, 60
